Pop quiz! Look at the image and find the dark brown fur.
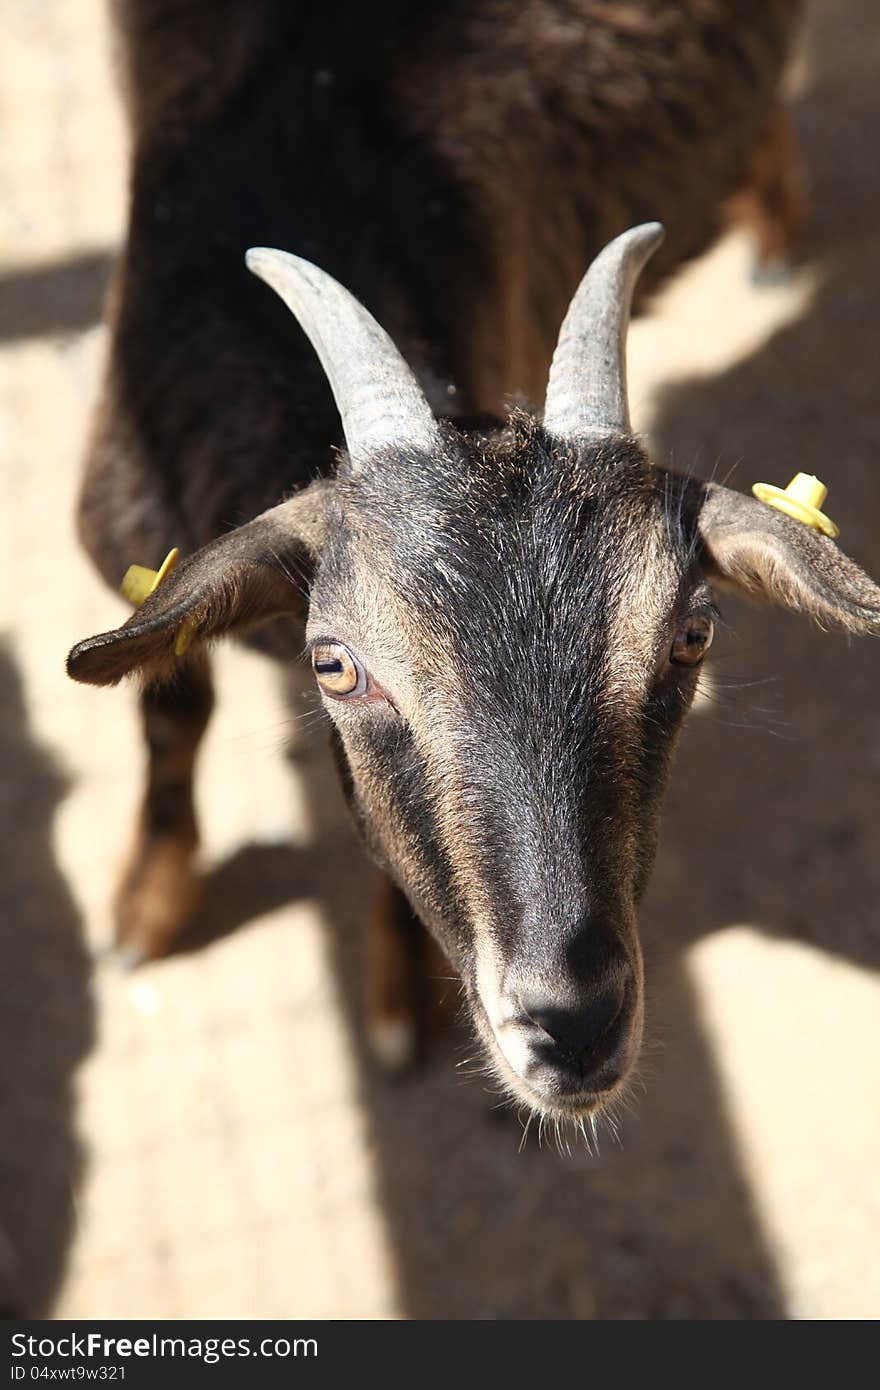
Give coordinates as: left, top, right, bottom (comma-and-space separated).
71, 1, 845, 1105
80, 0, 804, 587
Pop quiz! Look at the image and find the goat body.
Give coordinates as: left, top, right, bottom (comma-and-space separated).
81, 0, 803, 582
69, 1, 880, 1122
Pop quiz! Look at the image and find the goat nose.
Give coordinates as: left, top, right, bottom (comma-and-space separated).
521, 974, 627, 1063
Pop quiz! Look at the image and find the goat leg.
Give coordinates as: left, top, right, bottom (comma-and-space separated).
726, 105, 808, 281
113, 654, 214, 965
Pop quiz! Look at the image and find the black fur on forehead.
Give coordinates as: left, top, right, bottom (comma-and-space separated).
328, 410, 689, 644
340, 408, 652, 510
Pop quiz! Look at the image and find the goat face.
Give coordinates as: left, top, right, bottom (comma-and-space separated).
308, 423, 702, 1115
68, 227, 880, 1120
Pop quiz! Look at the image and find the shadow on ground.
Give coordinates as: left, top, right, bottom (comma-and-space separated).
0, 645, 94, 1315
0, 251, 112, 343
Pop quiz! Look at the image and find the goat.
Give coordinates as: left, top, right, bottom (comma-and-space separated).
68, 1, 880, 1124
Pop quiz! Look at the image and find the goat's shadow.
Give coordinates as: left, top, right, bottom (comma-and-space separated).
0, 644, 94, 1315
175, 0, 879, 1318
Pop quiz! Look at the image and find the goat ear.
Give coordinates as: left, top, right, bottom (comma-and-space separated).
696, 482, 880, 634
67, 484, 328, 687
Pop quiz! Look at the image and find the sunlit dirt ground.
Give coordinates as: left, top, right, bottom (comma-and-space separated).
1, 0, 878, 1319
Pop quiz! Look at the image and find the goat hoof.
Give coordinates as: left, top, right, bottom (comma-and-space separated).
750, 254, 793, 287
112, 942, 148, 972
367, 1013, 419, 1076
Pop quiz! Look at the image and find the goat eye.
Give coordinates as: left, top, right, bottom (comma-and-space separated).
670, 614, 714, 667
311, 641, 365, 697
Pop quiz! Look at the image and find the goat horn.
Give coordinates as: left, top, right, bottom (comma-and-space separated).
246, 248, 440, 467
542, 222, 665, 442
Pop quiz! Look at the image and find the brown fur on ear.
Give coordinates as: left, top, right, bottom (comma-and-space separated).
67, 484, 328, 687
695, 481, 880, 635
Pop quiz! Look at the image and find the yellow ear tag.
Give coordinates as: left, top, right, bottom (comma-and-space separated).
121, 547, 196, 656
751, 473, 839, 540
121, 547, 180, 606
174, 617, 199, 656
